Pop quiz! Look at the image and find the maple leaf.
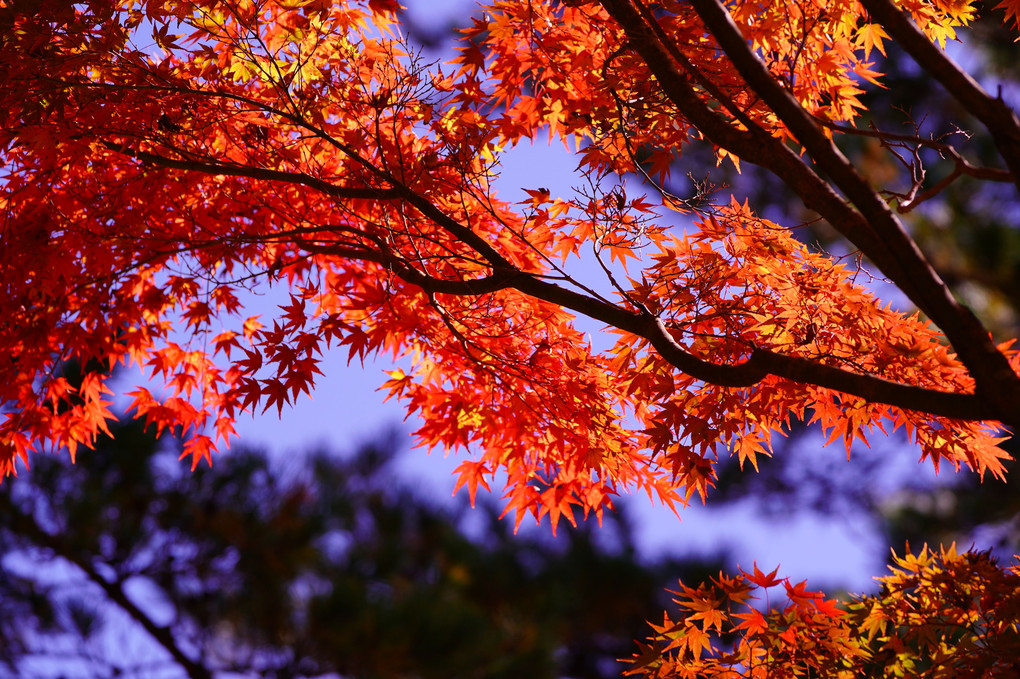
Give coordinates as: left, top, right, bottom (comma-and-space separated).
857, 23, 891, 58
452, 459, 492, 507
731, 608, 768, 635
996, 0, 1020, 31
261, 379, 291, 416
538, 484, 581, 535
743, 562, 782, 589
181, 433, 214, 470
367, 0, 400, 15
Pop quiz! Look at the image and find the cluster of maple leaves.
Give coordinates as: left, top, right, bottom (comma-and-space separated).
628, 545, 1020, 677
4, 0, 1020, 674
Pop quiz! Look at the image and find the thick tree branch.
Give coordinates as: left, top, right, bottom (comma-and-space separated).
303, 238, 997, 422
519, 278, 996, 422
600, 0, 925, 313
601, 0, 1020, 422
682, 0, 990, 339
298, 240, 522, 295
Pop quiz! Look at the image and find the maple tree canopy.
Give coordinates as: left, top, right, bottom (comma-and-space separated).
2, 0, 1020, 518
5, 0, 1020, 674
3, 0, 1020, 522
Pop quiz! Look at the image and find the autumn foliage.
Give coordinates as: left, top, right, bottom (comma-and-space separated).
4, 0, 1020, 673
628, 545, 1020, 678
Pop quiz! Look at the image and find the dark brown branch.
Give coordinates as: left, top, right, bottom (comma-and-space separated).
514, 274, 994, 420
939, 145, 1015, 182
103, 142, 400, 200
598, 0, 914, 304
858, 0, 1020, 195
523, 280, 994, 422
680, 0, 957, 314
897, 159, 959, 213
818, 118, 1016, 182
297, 240, 520, 295
629, 0, 761, 135
302, 240, 997, 422
814, 117, 1014, 211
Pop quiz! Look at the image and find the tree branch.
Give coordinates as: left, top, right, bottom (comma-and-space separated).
858, 0, 1020, 195
103, 142, 400, 201
302, 239, 997, 422
814, 117, 1015, 211
601, 0, 1020, 422
598, 0, 918, 308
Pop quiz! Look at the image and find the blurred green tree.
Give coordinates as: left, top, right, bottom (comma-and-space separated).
0, 368, 722, 679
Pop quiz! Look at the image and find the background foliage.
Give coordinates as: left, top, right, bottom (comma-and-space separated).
0, 367, 723, 679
